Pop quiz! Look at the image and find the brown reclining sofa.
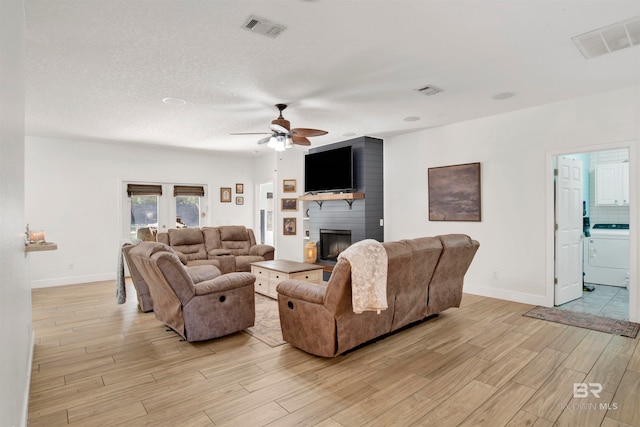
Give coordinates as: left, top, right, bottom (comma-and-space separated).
276, 234, 479, 357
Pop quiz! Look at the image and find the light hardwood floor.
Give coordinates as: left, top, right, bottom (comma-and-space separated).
28, 280, 640, 426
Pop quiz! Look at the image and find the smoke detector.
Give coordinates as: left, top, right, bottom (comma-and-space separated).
572, 15, 640, 59
242, 15, 287, 38
414, 85, 443, 96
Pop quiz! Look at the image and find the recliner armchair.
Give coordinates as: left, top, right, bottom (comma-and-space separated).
122, 243, 154, 312
128, 242, 256, 342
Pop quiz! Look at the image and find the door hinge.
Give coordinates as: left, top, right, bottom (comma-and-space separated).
554, 277, 558, 285
554, 168, 558, 176
554, 223, 558, 231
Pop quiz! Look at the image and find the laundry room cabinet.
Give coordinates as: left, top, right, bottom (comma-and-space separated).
595, 163, 629, 206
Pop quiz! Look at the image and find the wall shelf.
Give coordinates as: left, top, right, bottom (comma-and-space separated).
25, 242, 57, 252
298, 192, 364, 209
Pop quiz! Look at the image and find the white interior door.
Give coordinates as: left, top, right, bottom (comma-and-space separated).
555, 157, 584, 305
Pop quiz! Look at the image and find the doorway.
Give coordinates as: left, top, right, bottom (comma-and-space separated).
553, 148, 631, 321
258, 182, 274, 246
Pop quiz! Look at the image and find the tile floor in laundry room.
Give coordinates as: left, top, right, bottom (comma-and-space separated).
556, 283, 629, 321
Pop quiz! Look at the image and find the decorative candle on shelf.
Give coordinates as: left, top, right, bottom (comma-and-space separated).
28, 229, 45, 243
304, 241, 317, 264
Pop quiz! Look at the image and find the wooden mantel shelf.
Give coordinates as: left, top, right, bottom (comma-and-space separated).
299, 192, 364, 209
25, 242, 58, 252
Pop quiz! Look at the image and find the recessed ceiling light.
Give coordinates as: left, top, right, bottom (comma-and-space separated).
492, 92, 515, 100
162, 97, 187, 105
403, 116, 421, 122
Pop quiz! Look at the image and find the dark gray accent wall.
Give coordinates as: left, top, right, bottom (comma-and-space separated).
306, 136, 384, 250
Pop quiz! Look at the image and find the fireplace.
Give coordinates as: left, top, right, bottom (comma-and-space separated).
319, 229, 352, 262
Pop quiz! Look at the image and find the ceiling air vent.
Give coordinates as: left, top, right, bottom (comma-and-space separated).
242, 15, 287, 38
414, 85, 443, 96
572, 15, 640, 59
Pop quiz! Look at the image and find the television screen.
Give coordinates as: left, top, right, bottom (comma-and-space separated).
304, 146, 353, 193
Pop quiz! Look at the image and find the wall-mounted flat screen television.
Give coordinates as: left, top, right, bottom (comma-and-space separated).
304, 146, 353, 193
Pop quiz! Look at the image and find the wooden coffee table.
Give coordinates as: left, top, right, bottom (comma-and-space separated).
251, 260, 324, 299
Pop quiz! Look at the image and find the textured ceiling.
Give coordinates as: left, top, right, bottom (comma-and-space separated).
25, 0, 640, 156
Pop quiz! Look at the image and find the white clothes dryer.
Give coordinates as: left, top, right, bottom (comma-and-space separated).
583, 224, 629, 287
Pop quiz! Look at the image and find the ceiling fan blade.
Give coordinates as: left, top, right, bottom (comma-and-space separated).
257, 136, 272, 145
292, 136, 311, 146
291, 128, 328, 137
231, 132, 270, 135
269, 123, 289, 134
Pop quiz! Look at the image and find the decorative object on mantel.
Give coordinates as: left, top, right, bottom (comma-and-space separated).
428, 162, 481, 221
235, 183, 244, 194
304, 241, 317, 264
283, 217, 296, 235
220, 187, 232, 203
283, 179, 296, 193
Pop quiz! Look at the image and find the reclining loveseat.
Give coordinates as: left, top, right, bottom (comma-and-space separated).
157, 225, 275, 273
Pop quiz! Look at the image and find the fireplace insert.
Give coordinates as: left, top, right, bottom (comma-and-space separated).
319, 229, 351, 262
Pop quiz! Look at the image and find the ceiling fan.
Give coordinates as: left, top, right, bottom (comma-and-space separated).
233, 104, 328, 151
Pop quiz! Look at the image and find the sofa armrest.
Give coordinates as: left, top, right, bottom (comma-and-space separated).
176, 251, 188, 265
194, 272, 255, 295
276, 280, 325, 304
250, 244, 275, 258
208, 248, 233, 257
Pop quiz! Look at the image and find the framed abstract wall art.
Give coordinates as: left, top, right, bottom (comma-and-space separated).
428, 162, 481, 221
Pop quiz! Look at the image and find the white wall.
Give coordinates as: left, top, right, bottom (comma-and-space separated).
0, 0, 32, 425
384, 85, 640, 321
248, 149, 306, 260
25, 137, 257, 287
274, 149, 305, 262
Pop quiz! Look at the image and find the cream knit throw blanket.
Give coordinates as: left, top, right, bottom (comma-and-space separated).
338, 239, 388, 314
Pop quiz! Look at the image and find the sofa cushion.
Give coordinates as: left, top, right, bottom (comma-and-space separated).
220, 225, 249, 241
220, 226, 251, 255
168, 228, 207, 261
202, 227, 222, 252
186, 264, 222, 283
169, 228, 204, 246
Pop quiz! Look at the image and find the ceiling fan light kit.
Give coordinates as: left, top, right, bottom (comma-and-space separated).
234, 104, 328, 151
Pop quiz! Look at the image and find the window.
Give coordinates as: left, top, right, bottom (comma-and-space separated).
130, 195, 159, 240
127, 184, 162, 240
123, 182, 207, 241
174, 185, 205, 228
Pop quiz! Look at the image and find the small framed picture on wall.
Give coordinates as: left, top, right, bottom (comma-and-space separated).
236, 196, 244, 205
236, 183, 244, 194
220, 187, 232, 203
281, 198, 298, 211
283, 179, 297, 193
283, 217, 296, 235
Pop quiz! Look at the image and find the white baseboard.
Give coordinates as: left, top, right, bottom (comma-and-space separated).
30, 273, 115, 288
464, 284, 551, 307
21, 331, 34, 427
